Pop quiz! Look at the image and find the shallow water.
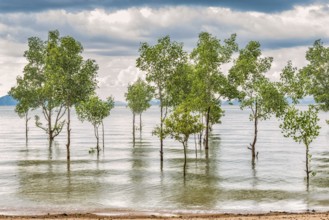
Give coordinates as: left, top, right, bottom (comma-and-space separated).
0, 105, 329, 215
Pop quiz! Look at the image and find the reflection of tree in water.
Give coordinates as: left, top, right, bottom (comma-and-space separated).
306, 150, 329, 209
128, 138, 151, 206
16, 147, 107, 206
162, 134, 223, 209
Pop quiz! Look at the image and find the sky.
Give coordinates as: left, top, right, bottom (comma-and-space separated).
0, 0, 329, 101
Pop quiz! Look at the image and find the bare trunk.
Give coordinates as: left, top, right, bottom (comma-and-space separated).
25, 112, 29, 146
251, 103, 258, 167
140, 113, 142, 135
199, 114, 203, 147
94, 125, 100, 155
133, 112, 135, 147
49, 132, 54, 148
183, 141, 187, 177
205, 106, 211, 150
194, 134, 197, 158
66, 106, 71, 161
102, 121, 105, 151
306, 144, 310, 189
48, 109, 53, 148
160, 104, 164, 162
139, 113, 142, 140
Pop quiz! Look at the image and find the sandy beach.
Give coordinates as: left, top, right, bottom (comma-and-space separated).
1, 212, 329, 220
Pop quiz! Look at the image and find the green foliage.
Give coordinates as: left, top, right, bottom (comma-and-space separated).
136, 35, 187, 107
229, 41, 287, 121
125, 78, 153, 114
9, 76, 36, 118
280, 105, 320, 147
190, 32, 238, 108
279, 61, 308, 104
46, 30, 98, 107
166, 63, 195, 107
302, 40, 329, 111
76, 96, 114, 152
155, 105, 204, 145
76, 96, 114, 127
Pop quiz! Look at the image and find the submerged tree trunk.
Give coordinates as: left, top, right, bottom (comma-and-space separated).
205, 106, 211, 150
306, 144, 310, 189
183, 141, 187, 177
198, 115, 202, 147
139, 113, 142, 140
251, 103, 258, 167
48, 109, 53, 148
140, 113, 142, 133
160, 104, 164, 163
25, 112, 30, 146
102, 121, 105, 151
66, 106, 71, 161
194, 134, 197, 158
133, 112, 136, 146
94, 125, 100, 155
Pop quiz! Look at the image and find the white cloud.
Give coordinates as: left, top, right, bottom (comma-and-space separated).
263, 46, 309, 81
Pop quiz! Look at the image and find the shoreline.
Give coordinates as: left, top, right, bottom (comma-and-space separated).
1, 211, 329, 220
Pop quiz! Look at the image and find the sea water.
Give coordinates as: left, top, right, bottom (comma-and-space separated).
0, 105, 328, 215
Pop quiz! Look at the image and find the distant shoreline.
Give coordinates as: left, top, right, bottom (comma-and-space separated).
1, 212, 329, 220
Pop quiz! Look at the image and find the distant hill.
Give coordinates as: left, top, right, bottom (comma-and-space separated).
0, 95, 316, 107
115, 101, 127, 106
222, 97, 315, 106
0, 95, 128, 107
296, 96, 315, 105
149, 99, 160, 106
0, 95, 18, 106
222, 99, 240, 105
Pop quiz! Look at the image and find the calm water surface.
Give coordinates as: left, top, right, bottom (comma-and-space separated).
0, 105, 329, 215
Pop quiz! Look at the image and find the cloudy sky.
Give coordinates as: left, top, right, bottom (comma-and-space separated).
0, 0, 328, 101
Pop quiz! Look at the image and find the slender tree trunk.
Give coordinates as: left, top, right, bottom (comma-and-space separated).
133, 112, 135, 147
139, 113, 142, 141
306, 144, 310, 189
102, 121, 105, 152
140, 113, 142, 133
66, 106, 71, 161
160, 104, 164, 162
49, 133, 54, 149
194, 134, 197, 158
251, 103, 258, 166
199, 114, 203, 147
48, 109, 53, 148
94, 125, 100, 155
183, 141, 187, 177
205, 106, 211, 150
25, 112, 29, 146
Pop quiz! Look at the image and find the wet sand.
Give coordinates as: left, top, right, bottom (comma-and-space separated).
1, 212, 329, 220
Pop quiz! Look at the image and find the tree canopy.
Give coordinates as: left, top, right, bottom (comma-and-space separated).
125, 78, 153, 115
302, 40, 329, 111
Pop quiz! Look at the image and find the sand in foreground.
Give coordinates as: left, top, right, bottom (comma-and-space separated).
1, 212, 329, 220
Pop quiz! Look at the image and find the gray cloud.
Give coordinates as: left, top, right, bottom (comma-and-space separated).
0, 0, 322, 13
